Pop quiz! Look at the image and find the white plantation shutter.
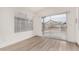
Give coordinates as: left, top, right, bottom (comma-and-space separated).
14, 16, 33, 33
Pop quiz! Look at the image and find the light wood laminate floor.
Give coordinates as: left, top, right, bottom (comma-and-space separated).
0, 36, 79, 51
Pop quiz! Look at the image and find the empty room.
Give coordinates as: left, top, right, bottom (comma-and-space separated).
0, 7, 79, 51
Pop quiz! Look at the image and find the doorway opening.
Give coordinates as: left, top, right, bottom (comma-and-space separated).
41, 13, 67, 40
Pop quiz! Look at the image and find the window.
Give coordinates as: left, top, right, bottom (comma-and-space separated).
51, 14, 66, 23
14, 16, 33, 33
42, 14, 67, 24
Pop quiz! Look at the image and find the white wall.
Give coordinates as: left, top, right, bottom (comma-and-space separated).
33, 7, 77, 43
76, 8, 79, 45
33, 16, 42, 36
67, 8, 77, 42
0, 8, 34, 48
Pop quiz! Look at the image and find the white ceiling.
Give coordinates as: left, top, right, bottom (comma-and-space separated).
25, 7, 45, 13
14, 7, 45, 14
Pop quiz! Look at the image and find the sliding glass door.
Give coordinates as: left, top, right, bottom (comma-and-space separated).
42, 13, 67, 40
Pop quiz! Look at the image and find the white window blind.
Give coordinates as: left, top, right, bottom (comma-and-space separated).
14, 16, 33, 33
